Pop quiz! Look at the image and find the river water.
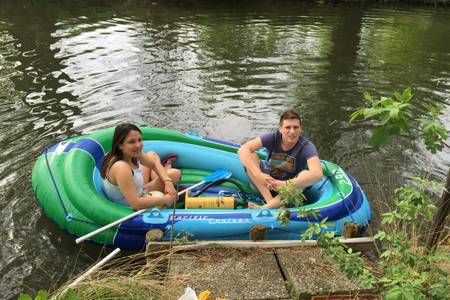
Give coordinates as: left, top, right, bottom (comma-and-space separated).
0, 0, 449, 298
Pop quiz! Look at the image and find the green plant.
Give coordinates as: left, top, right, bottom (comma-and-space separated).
277, 180, 306, 207
300, 217, 330, 242
18, 290, 81, 300
311, 87, 450, 299
275, 88, 450, 299
18, 290, 49, 300
350, 87, 448, 153
303, 178, 449, 298
374, 178, 449, 298
174, 231, 194, 244
276, 180, 307, 226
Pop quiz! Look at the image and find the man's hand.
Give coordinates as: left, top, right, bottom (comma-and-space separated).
266, 178, 285, 191
256, 172, 273, 189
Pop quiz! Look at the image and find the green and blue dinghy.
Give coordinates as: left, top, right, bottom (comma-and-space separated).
32, 127, 371, 250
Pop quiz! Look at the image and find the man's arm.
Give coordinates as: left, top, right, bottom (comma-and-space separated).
268, 156, 323, 190
290, 156, 323, 187
238, 138, 264, 176
238, 137, 275, 202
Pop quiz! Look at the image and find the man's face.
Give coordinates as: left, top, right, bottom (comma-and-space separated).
279, 118, 301, 145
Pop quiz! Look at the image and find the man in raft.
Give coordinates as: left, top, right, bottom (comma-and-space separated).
238, 109, 323, 209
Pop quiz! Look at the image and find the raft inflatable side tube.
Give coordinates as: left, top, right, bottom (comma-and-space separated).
32, 126, 371, 249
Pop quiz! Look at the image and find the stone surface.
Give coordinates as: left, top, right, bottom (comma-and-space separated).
276, 247, 362, 298
168, 248, 290, 299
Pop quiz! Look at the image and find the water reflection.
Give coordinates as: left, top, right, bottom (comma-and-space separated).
0, 1, 448, 298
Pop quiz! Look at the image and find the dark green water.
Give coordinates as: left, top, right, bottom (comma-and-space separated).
0, 0, 448, 298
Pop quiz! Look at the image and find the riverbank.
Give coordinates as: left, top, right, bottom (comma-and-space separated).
328, 0, 449, 6
52, 240, 380, 300
48, 235, 449, 299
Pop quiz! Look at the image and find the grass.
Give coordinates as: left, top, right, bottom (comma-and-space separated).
52, 250, 187, 300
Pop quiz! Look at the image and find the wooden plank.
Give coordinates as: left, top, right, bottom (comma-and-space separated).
147, 237, 375, 252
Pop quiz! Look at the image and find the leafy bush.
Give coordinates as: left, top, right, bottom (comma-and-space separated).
279, 88, 449, 299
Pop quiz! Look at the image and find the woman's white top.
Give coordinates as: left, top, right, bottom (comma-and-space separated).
103, 163, 144, 207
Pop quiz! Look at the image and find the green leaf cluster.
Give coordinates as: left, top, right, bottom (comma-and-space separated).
300, 217, 330, 241
350, 88, 413, 149
349, 87, 448, 152
420, 104, 448, 153
19, 289, 80, 300
310, 178, 449, 299
277, 180, 306, 208
18, 290, 49, 300
276, 180, 308, 226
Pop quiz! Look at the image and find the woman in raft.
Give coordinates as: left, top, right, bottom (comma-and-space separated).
101, 123, 181, 210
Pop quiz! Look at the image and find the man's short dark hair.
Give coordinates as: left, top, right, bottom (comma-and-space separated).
279, 109, 302, 125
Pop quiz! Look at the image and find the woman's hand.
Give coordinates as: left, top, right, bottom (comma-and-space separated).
163, 192, 177, 205
164, 181, 177, 197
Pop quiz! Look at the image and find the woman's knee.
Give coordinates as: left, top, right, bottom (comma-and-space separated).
145, 151, 160, 162
167, 168, 181, 182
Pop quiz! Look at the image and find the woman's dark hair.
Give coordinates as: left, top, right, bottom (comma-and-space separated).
101, 123, 141, 178
279, 109, 302, 125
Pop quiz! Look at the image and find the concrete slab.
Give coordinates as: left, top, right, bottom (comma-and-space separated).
168, 248, 290, 299
276, 247, 363, 298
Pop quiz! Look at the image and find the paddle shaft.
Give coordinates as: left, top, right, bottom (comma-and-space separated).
68, 248, 121, 288
75, 180, 206, 244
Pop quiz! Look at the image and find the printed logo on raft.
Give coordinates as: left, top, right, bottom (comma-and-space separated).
333, 167, 351, 187
208, 218, 252, 225
171, 215, 209, 220
170, 215, 252, 224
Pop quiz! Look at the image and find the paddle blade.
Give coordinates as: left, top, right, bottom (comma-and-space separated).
203, 168, 232, 183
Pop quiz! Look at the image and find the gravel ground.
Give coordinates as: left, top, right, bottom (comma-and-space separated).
168, 248, 290, 299
165, 246, 381, 299
276, 247, 362, 298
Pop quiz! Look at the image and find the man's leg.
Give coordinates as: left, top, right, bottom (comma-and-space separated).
245, 153, 273, 203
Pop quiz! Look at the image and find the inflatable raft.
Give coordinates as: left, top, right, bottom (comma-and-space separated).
32, 127, 371, 250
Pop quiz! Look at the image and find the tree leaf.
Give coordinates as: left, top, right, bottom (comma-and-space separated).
402, 87, 413, 102
349, 109, 365, 123
385, 286, 424, 300
371, 127, 390, 148
363, 91, 374, 104
364, 107, 383, 119
35, 290, 49, 300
